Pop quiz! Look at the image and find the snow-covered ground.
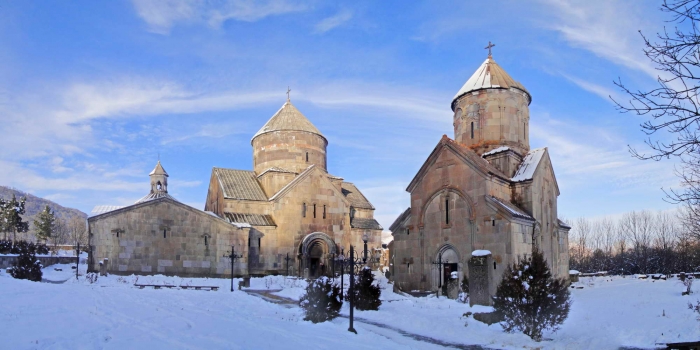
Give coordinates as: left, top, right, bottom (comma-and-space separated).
1, 264, 699, 350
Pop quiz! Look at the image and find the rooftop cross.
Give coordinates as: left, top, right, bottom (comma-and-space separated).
286, 86, 291, 101
485, 41, 495, 58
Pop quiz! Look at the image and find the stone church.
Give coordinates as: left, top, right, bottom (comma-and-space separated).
88, 98, 383, 278
389, 50, 570, 304
204, 98, 383, 277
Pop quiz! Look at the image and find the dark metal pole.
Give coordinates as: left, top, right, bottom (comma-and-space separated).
286, 253, 289, 276
76, 242, 80, 280
363, 240, 368, 264
348, 246, 356, 334
340, 257, 344, 301
231, 246, 236, 292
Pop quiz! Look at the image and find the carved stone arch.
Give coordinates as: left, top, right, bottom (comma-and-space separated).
299, 232, 337, 256
418, 186, 476, 227
436, 243, 461, 263
431, 243, 462, 291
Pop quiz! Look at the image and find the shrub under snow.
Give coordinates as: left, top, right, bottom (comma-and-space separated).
348, 267, 382, 311
492, 249, 571, 341
8, 242, 43, 282
299, 277, 342, 323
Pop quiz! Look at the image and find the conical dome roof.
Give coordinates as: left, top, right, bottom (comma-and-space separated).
149, 161, 168, 176
452, 57, 531, 107
251, 101, 325, 143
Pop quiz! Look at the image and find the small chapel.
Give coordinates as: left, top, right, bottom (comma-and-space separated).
88, 97, 383, 278
389, 46, 570, 304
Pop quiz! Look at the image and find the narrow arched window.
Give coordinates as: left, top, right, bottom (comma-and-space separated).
493, 261, 497, 270
306, 152, 309, 162
406, 229, 410, 235
313, 204, 317, 218
323, 205, 326, 219
204, 236, 208, 246
163, 229, 167, 238
445, 198, 450, 224
302, 203, 306, 217
470, 122, 474, 139
258, 237, 261, 248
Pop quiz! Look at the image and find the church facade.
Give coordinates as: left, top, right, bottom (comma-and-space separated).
389, 52, 570, 302
203, 99, 383, 277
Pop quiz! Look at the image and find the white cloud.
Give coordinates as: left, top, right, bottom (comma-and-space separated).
537, 0, 659, 78
559, 73, 622, 102
131, 0, 307, 34
314, 9, 353, 34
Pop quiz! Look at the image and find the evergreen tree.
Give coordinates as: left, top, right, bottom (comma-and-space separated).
0, 195, 29, 242
9, 242, 42, 282
349, 268, 382, 311
34, 205, 55, 243
492, 249, 571, 342
299, 277, 342, 323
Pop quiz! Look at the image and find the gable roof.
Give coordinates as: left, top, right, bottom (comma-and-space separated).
88, 196, 247, 228
342, 182, 374, 210
406, 135, 510, 192
224, 212, 276, 227
251, 100, 326, 143
452, 57, 531, 109
512, 148, 546, 182
389, 207, 411, 232
213, 167, 268, 201
256, 167, 297, 178
350, 217, 383, 230
486, 196, 535, 222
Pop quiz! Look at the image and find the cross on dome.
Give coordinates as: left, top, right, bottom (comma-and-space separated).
286, 86, 291, 101
485, 41, 495, 58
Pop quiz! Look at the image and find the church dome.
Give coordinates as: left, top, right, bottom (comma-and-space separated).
251, 101, 326, 144
452, 57, 531, 110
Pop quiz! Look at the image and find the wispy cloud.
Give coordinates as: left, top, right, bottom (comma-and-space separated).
537, 0, 659, 78
131, 0, 307, 34
314, 9, 353, 34
559, 73, 622, 102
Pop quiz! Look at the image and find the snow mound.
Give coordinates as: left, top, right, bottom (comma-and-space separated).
472, 250, 491, 257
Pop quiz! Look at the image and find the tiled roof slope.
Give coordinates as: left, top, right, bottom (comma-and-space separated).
341, 182, 374, 209
487, 196, 535, 221
389, 207, 411, 232
214, 168, 268, 201
224, 212, 276, 226
350, 217, 383, 230
135, 192, 178, 204
453, 57, 531, 106
252, 101, 325, 142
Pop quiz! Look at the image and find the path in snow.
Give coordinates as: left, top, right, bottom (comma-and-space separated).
245, 289, 493, 350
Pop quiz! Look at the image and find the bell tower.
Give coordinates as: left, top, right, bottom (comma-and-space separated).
451, 43, 532, 157
149, 160, 168, 194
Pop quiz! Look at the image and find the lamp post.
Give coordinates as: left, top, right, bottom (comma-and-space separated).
285, 252, 292, 276
362, 232, 369, 265
76, 242, 80, 280
348, 245, 357, 334
223, 245, 243, 292
431, 252, 448, 298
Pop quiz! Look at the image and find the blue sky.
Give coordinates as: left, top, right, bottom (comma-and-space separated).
0, 0, 680, 228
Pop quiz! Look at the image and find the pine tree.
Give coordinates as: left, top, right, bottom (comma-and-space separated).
9, 242, 42, 282
34, 205, 55, 243
0, 195, 29, 242
349, 267, 382, 311
492, 249, 571, 341
299, 277, 342, 323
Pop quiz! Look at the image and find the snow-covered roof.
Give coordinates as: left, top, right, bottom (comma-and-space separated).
89, 205, 124, 217
251, 100, 325, 143
487, 196, 535, 221
135, 191, 178, 204
472, 250, 491, 257
512, 148, 546, 182
452, 57, 531, 106
482, 146, 510, 157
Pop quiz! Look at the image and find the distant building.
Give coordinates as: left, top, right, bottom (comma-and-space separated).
88, 161, 251, 277
389, 51, 570, 302
89, 98, 383, 278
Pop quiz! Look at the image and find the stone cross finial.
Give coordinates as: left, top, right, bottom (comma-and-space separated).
286, 86, 291, 101
485, 41, 495, 58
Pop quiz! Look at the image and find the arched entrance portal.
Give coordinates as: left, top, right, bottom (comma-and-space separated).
299, 232, 337, 278
432, 244, 461, 291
